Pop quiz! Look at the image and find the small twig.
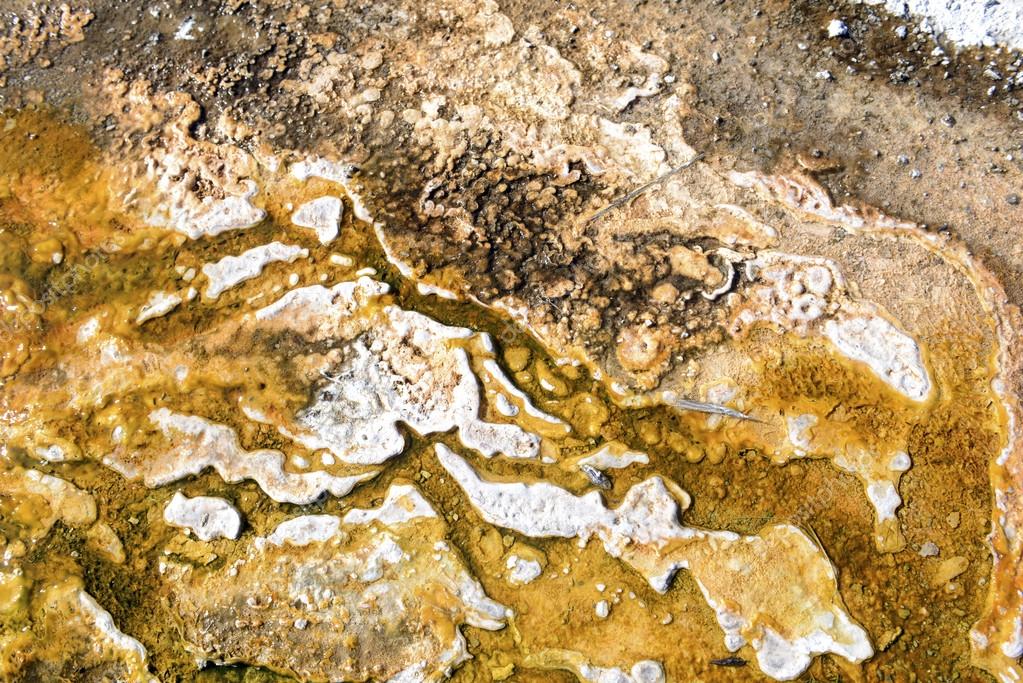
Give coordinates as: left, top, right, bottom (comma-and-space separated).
666, 396, 760, 423
586, 153, 704, 225
711, 656, 747, 667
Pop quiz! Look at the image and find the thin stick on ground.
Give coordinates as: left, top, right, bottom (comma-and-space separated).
585, 153, 704, 225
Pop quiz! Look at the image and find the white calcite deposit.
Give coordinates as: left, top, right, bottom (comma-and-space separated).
291, 195, 343, 244
436, 444, 872, 680
248, 278, 542, 464
529, 650, 666, 683
202, 242, 309, 298
576, 442, 650, 470
109, 409, 378, 505
162, 484, 508, 682
291, 157, 373, 223
136, 290, 183, 324
162, 491, 242, 541
157, 180, 266, 240
505, 554, 543, 585
823, 315, 931, 402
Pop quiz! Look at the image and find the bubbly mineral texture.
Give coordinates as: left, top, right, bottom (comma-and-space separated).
1, 0, 1021, 680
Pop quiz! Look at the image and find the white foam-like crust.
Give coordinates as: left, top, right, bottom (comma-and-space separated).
136, 290, 183, 324
437, 444, 614, 540
291, 157, 374, 223
889, 451, 912, 472
130, 409, 378, 504
437, 445, 873, 680
261, 515, 341, 548
494, 393, 519, 417
505, 554, 543, 585
342, 483, 438, 527
824, 316, 931, 401
162, 491, 242, 541
291, 196, 342, 244
865, 481, 902, 522
416, 282, 459, 299
577, 443, 650, 470
786, 414, 817, 455
534, 650, 665, 683
253, 279, 541, 464
159, 180, 266, 239
582, 660, 665, 683
78, 590, 152, 667
202, 242, 309, 298
861, 0, 1023, 50
262, 484, 437, 549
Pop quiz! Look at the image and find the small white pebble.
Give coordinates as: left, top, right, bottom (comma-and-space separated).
827, 19, 848, 38
919, 542, 940, 557
595, 600, 610, 618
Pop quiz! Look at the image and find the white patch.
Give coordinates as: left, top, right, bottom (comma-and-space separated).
291, 196, 343, 244
862, 0, 1023, 50
494, 393, 519, 417
342, 484, 438, 527
541, 652, 666, 683
594, 600, 610, 619
826, 19, 848, 37
865, 481, 902, 522
173, 17, 196, 40
78, 590, 152, 667
786, 414, 817, 454
137, 290, 183, 324
133, 409, 378, 504
162, 491, 242, 541
203, 242, 309, 298
261, 515, 341, 548
291, 157, 374, 223
77, 316, 101, 343
889, 451, 912, 472
824, 315, 931, 401
436, 444, 612, 540
165, 181, 265, 239
253, 280, 541, 464
417, 282, 459, 299
505, 554, 542, 585
482, 359, 568, 427
577, 443, 650, 470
